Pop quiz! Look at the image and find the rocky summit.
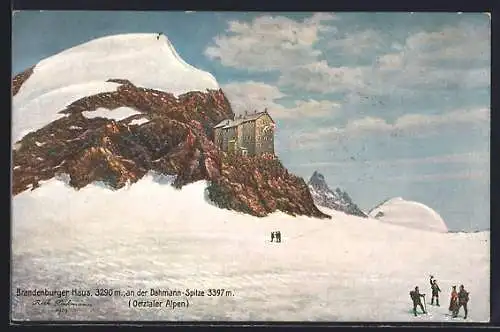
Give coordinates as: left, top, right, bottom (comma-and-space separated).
308, 171, 367, 218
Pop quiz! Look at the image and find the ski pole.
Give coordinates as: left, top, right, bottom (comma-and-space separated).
423, 294, 427, 313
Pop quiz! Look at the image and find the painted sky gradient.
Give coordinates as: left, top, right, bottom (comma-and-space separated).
12, 11, 491, 231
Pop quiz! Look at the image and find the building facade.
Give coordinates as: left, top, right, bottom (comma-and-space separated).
213, 110, 275, 156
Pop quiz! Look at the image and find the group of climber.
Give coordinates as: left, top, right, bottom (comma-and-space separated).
270, 231, 282, 243
410, 275, 470, 319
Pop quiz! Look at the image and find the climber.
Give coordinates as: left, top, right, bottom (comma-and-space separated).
410, 286, 426, 316
449, 285, 459, 316
456, 285, 470, 319
430, 276, 441, 306
276, 231, 281, 243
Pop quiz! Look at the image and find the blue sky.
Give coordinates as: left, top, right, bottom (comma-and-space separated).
12, 11, 490, 231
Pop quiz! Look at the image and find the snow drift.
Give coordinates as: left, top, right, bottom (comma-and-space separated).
12, 33, 219, 142
369, 197, 449, 233
11, 175, 489, 322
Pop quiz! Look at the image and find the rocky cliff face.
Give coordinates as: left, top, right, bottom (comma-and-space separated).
208, 155, 329, 218
12, 76, 330, 219
12, 79, 229, 192
12, 66, 34, 96
308, 171, 367, 218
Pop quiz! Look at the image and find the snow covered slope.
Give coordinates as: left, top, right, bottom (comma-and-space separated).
12, 81, 121, 142
369, 197, 449, 233
12, 176, 488, 321
12, 33, 219, 142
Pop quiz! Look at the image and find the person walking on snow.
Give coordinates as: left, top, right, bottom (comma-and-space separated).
449, 286, 459, 316
276, 231, 281, 243
430, 278, 441, 306
271, 232, 275, 242
410, 286, 426, 316
456, 285, 470, 319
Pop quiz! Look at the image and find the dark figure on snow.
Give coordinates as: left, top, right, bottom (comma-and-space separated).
429, 275, 434, 296
271, 232, 275, 242
276, 231, 281, 243
156, 32, 163, 40
410, 286, 426, 316
456, 285, 469, 319
430, 277, 441, 306
449, 286, 459, 316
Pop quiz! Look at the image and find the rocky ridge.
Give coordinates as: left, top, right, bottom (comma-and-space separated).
12, 75, 330, 219
12, 66, 34, 96
307, 171, 367, 218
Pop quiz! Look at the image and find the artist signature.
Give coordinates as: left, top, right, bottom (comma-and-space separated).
32, 298, 92, 311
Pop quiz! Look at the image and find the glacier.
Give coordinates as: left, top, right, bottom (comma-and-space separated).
11, 175, 489, 322
369, 197, 449, 233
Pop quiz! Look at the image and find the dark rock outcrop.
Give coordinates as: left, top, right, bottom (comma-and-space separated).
12, 78, 330, 219
307, 171, 367, 218
12, 80, 231, 195
12, 66, 35, 96
208, 155, 330, 218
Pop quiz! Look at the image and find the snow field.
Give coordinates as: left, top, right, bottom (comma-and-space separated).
11, 174, 489, 321
82, 107, 142, 121
369, 197, 449, 233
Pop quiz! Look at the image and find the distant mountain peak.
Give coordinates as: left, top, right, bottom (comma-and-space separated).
307, 171, 368, 218
309, 170, 328, 191
312, 170, 323, 178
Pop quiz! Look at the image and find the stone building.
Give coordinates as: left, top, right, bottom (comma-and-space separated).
213, 110, 275, 156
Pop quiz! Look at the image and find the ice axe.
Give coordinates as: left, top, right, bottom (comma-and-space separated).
422, 294, 427, 313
